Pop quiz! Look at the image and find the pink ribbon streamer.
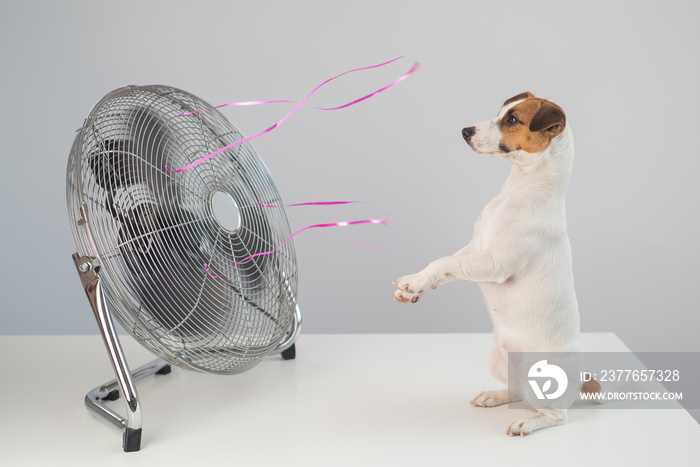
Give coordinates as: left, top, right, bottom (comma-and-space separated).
257, 201, 372, 208
178, 100, 295, 116
165, 57, 420, 173
204, 201, 388, 279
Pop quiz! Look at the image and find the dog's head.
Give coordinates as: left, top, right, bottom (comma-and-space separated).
462, 92, 566, 164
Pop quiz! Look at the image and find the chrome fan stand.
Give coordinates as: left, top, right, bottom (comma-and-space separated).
72, 253, 302, 452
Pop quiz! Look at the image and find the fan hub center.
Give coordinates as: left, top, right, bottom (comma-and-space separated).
210, 191, 241, 233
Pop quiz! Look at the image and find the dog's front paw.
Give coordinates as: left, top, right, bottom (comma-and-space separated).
392, 272, 434, 295
391, 289, 422, 304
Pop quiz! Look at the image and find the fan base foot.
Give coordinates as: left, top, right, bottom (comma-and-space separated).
281, 343, 296, 360
123, 428, 142, 452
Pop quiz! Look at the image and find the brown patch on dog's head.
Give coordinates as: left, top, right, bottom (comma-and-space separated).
502, 91, 534, 108
498, 94, 566, 154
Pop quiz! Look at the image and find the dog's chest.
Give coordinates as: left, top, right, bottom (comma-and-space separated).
472, 198, 503, 250
471, 194, 526, 251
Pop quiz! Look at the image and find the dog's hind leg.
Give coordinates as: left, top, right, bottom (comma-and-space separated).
471, 346, 519, 407
486, 344, 508, 384
471, 389, 509, 407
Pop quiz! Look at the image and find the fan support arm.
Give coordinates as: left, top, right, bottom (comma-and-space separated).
72, 253, 151, 452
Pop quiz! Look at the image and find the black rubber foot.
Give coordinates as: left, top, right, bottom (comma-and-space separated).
123, 427, 142, 452
281, 343, 296, 360
104, 389, 120, 401
156, 364, 172, 375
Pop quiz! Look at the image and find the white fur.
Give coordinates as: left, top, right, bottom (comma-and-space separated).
392, 106, 579, 436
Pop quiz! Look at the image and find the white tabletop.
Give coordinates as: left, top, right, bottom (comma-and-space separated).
1, 333, 697, 466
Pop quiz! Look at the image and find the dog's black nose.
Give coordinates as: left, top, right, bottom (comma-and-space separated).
462, 127, 476, 141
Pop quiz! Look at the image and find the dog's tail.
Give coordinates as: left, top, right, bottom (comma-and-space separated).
580, 372, 647, 405
580, 372, 605, 404
581, 373, 602, 395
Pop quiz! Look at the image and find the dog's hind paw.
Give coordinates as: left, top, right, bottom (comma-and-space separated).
506, 418, 533, 437
506, 409, 566, 437
470, 389, 508, 407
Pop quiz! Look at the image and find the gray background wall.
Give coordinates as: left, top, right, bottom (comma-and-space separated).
1, 1, 698, 355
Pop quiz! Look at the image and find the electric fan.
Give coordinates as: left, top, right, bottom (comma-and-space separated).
66, 85, 302, 452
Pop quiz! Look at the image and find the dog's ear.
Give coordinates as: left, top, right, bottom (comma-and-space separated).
503, 92, 534, 107
529, 101, 566, 134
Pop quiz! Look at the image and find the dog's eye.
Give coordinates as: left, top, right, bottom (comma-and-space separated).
505, 115, 519, 125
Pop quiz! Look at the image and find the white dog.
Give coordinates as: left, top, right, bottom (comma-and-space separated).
391, 92, 598, 436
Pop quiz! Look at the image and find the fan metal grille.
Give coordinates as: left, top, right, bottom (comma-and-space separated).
67, 85, 298, 374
